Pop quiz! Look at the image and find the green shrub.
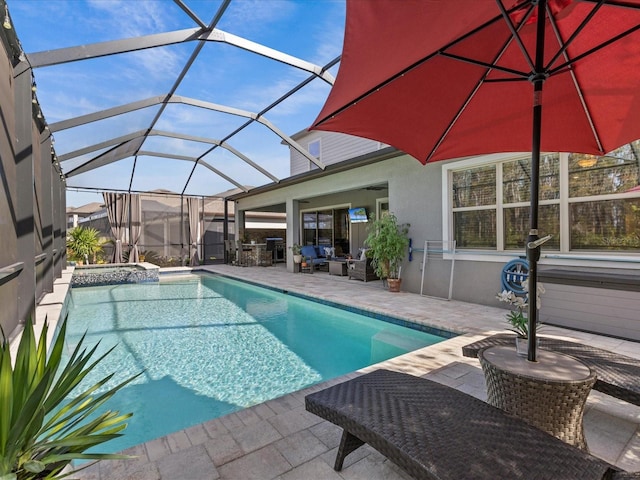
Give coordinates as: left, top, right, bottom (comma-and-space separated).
0, 318, 140, 479
364, 213, 410, 279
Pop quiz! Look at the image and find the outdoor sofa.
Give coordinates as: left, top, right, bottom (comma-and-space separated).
305, 369, 639, 480
300, 245, 328, 270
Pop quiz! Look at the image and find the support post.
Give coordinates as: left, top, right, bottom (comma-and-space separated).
526, 0, 548, 362
14, 64, 35, 325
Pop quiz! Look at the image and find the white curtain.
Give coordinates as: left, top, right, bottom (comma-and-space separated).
129, 194, 142, 263
103, 192, 128, 263
188, 197, 201, 266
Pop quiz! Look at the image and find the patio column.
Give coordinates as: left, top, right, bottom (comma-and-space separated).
14, 63, 35, 327
163, 216, 170, 257
236, 208, 245, 243
53, 170, 65, 277
40, 133, 54, 294
285, 199, 300, 273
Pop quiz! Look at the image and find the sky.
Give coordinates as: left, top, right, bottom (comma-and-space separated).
8, 0, 346, 207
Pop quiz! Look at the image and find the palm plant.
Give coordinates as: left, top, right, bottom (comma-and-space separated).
66, 227, 103, 264
0, 317, 140, 479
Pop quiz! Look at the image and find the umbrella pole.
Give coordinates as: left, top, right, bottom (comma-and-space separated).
526, 0, 548, 362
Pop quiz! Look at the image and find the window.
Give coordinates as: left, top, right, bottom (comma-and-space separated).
447, 141, 640, 253
502, 155, 560, 250
308, 139, 320, 170
569, 148, 640, 250
302, 207, 350, 255
452, 164, 498, 249
376, 198, 389, 219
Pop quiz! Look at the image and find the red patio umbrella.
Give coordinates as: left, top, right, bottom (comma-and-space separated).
311, 0, 640, 361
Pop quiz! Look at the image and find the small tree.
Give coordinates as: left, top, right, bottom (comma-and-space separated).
67, 226, 103, 264
364, 213, 410, 279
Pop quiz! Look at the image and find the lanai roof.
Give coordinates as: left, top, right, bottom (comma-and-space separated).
6, 0, 345, 200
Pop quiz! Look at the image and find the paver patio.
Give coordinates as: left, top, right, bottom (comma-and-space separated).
37, 264, 640, 480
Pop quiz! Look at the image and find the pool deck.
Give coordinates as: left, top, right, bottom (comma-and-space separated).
39, 264, 640, 480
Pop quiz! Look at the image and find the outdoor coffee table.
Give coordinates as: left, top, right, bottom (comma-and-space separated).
328, 259, 348, 276
478, 345, 596, 451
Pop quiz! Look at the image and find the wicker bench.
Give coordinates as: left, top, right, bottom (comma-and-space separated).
462, 333, 640, 406
305, 369, 639, 480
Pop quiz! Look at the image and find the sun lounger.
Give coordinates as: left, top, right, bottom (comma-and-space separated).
305, 369, 638, 480
462, 333, 640, 406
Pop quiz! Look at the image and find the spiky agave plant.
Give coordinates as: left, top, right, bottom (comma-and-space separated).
0, 317, 141, 480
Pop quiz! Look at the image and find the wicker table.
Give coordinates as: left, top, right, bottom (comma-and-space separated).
479, 345, 596, 451
462, 333, 640, 406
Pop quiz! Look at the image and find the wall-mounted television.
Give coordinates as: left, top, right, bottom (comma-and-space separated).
348, 207, 368, 223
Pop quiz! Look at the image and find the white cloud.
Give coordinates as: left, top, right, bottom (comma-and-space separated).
87, 0, 169, 36
221, 0, 297, 35
86, 0, 184, 78
310, 3, 345, 65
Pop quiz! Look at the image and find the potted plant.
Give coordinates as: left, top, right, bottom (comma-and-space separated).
364, 213, 410, 292
0, 316, 140, 479
289, 244, 303, 264
67, 226, 103, 265
496, 279, 546, 356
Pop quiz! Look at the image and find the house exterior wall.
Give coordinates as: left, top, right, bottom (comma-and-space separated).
290, 130, 386, 176
237, 154, 507, 305
239, 131, 640, 340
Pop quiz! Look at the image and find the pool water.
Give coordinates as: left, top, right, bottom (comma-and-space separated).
64, 273, 447, 453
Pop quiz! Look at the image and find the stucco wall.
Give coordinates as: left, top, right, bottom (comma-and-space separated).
235, 154, 508, 307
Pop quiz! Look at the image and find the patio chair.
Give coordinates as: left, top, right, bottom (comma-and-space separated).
235, 240, 251, 267
347, 257, 378, 282
305, 369, 638, 480
261, 242, 273, 266
224, 240, 237, 265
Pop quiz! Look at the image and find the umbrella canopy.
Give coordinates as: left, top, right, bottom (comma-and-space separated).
311, 0, 640, 361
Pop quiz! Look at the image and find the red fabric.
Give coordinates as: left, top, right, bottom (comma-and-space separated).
311, 0, 640, 164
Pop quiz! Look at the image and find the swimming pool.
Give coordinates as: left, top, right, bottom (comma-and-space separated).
64, 273, 450, 453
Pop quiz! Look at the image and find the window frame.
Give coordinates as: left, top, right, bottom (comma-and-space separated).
442, 152, 640, 268
300, 202, 351, 247
308, 139, 321, 170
